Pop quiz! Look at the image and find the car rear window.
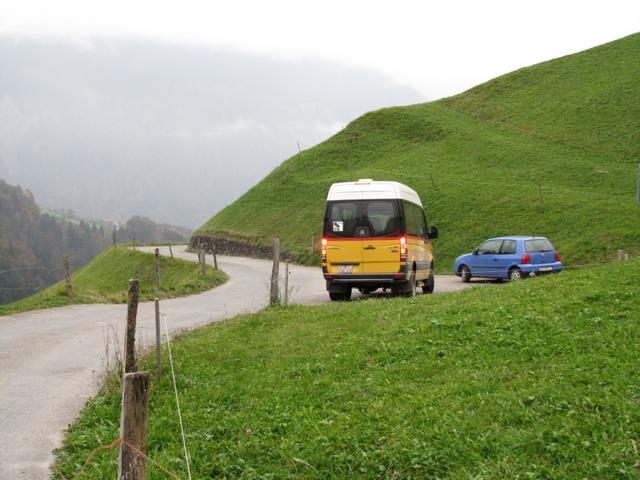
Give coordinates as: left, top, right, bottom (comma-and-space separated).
325, 200, 401, 238
525, 238, 555, 253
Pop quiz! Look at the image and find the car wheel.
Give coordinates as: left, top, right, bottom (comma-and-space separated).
422, 271, 435, 294
509, 267, 523, 281
459, 265, 471, 283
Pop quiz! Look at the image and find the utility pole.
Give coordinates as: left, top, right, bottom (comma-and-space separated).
538, 183, 544, 204
297, 141, 310, 178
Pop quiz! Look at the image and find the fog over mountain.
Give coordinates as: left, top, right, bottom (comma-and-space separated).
0, 37, 423, 227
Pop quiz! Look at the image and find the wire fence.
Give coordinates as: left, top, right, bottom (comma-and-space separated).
52, 437, 183, 480
52, 310, 191, 480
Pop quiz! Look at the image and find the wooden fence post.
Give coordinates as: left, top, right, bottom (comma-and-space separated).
154, 298, 161, 376
212, 244, 218, 270
154, 248, 161, 289
270, 238, 280, 306
311, 234, 315, 255
124, 279, 139, 374
200, 244, 206, 276
63, 254, 73, 300
132, 230, 136, 251
168, 241, 174, 258
283, 261, 289, 306
118, 371, 150, 480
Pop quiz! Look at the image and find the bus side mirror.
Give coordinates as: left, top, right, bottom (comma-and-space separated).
429, 226, 438, 239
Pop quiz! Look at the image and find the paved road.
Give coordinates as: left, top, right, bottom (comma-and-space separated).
0, 246, 474, 479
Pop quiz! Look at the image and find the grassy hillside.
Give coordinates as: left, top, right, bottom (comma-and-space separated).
197, 33, 640, 269
54, 260, 639, 478
0, 247, 226, 316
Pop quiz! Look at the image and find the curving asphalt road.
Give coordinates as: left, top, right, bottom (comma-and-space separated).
0, 246, 474, 479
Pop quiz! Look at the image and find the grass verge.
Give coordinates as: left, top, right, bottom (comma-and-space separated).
54, 260, 639, 478
0, 247, 226, 316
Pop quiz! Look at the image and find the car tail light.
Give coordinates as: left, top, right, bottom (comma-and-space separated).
321, 238, 327, 263
554, 252, 561, 261
521, 254, 531, 264
400, 236, 407, 262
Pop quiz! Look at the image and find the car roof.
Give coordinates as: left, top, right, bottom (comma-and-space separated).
487, 236, 549, 241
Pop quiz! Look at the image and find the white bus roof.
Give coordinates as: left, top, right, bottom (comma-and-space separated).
327, 179, 423, 207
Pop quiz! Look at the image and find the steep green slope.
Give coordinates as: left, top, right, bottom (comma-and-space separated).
196, 34, 640, 268
0, 247, 226, 315
55, 260, 640, 478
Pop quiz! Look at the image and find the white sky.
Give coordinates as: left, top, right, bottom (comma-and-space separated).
1, 0, 639, 98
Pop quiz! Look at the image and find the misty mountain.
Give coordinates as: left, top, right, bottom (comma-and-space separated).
0, 37, 423, 227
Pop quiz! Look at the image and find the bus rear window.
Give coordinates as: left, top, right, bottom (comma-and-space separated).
325, 200, 401, 238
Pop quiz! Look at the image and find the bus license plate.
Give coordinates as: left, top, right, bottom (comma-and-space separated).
539, 266, 552, 272
338, 265, 353, 273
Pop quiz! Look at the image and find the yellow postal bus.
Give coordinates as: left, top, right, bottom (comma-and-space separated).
321, 179, 438, 301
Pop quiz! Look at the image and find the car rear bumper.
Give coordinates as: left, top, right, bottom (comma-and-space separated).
520, 261, 563, 275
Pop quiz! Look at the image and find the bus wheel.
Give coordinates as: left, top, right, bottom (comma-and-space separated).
422, 271, 435, 294
329, 289, 352, 301
404, 272, 417, 297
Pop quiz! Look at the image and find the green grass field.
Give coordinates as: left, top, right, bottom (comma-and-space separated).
53, 260, 640, 478
197, 33, 640, 270
0, 247, 226, 316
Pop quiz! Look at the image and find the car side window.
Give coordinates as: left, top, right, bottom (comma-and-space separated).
500, 240, 516, 254
477, 239, 502, 255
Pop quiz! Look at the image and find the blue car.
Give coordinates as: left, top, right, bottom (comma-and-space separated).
454, 236, 562, 282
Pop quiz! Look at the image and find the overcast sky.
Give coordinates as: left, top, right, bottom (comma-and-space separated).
2, 0, 638, 98
1, 1, 637, 227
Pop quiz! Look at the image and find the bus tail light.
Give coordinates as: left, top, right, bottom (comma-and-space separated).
400, 236, 407, 262
554, 252, 561, 262
521, 254, 531, 264
321, 238, 327, 263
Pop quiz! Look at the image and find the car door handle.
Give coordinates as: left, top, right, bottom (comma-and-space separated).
493, 258, 499, 261
364, 245, 376, 250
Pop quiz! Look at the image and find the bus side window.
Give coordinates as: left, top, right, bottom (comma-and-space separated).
403, 200, 420, 236
420, 209, 428, 237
